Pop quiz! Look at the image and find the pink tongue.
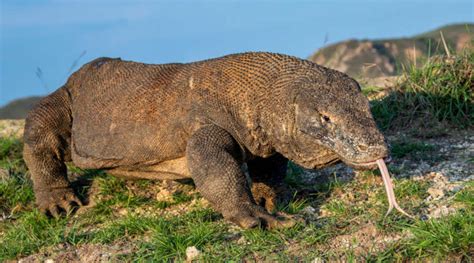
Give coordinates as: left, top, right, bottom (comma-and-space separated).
376, 159, 414, 219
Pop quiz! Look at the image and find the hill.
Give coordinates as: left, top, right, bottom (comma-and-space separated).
308, 23, 473, 78
0, 96, 42, 120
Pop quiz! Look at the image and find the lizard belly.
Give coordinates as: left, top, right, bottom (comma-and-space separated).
106, 157, 191, 180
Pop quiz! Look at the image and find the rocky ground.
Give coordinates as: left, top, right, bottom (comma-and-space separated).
0, 120, 24, 138
298, 129, 473, 257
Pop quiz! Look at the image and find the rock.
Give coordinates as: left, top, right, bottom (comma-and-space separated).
318, 206, 332, 218
429, 205, 457, 219
311, 257, 324, 263
302, 205, 316, 214
155, 188, 173, 202
420, 215, 429, 221
185, 246, 201, 261
100, 252, 112, 262
450, 185, 463, 193
427, 187, 445, 200
0, 168, 8, 180
237, 236, 248, 245
45, 259, 55, 263
224, 232, 241, 241
118, 208, 128, 216
0, 119, 25, 138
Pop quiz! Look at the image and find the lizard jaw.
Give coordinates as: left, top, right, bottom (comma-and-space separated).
343, 156, 392, 170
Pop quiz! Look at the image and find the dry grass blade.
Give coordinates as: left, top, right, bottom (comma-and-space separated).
439, 31, 451, 57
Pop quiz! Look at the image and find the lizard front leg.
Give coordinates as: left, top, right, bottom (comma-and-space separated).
23, 88, 82, 217
186, 125, 294, 229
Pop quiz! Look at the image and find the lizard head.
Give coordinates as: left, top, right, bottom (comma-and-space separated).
281, 70, 388, 170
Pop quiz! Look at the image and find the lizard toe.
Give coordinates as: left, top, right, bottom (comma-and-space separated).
35, 187, 82, 218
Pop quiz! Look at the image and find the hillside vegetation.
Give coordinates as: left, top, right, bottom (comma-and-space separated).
371, 50, 473, 132
0, 97, 42, 120
309, 23, 473, 79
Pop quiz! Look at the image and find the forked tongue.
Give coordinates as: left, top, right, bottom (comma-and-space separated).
376, 159, 414, 219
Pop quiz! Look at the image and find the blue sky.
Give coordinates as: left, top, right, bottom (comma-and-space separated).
1, 0, 473, 106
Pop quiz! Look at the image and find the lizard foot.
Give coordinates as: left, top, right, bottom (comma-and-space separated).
227, 204, 296, 230
35, 187, 83, 218
251, 182, 291, 213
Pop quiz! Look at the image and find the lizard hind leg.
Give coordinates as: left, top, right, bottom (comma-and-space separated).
23, 87, 82, 217
186, 125, 295, 229
247, 153, 291, 213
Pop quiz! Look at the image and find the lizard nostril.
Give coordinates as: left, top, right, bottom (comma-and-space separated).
357, 144, 369, 152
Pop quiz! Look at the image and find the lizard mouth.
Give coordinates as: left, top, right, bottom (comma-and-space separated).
344, 156, 392, 170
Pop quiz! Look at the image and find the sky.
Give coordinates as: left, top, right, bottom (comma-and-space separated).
1, 0, 473, 106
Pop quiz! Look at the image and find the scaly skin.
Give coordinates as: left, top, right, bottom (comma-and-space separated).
23, 52, 388, 228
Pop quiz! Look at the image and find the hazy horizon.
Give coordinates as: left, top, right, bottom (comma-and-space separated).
1, 0, 473, 106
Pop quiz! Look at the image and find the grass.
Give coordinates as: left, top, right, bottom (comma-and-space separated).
0, 136, 33, 217
0, 136, 26, 177
280, 197, 308, 214
405, 211, 473, 259
454, 181, 474, 210
372, 177, 474, 262
371, 50, 473, 131
374, 210, 473, 261
133, 208, 225, 261
0, 211, 70, 260
362, 85, 385, 97
390, 139, 436, 159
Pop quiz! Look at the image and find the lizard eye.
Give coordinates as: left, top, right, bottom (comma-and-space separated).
321, 115, 331, 123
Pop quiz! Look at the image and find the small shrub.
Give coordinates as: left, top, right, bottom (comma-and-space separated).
371, 50, 473, 131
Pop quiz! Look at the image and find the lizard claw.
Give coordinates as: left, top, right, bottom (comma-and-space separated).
35, 187, 83, 218
228, 204, 297, 230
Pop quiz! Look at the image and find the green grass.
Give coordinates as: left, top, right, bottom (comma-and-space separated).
371, 50, 474, 131
316, 170, 430, 235
280, 197, 308, 214
371, 179, 474, 261
375, 178, 429, 229
0, 173, 34, 215
132, 208, 225, 261
454, 181, 474, 210
0, 137, 33, 216
373, 210, 473, 261
0, 210, 71, 260
404, 211, 473, 259
390, 139, 436, 159
362, 85, 385, 97
0, 136, 27, 178
0, 136, 24, 165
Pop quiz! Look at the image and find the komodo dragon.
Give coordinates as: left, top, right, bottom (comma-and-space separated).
23, 52, 388, 229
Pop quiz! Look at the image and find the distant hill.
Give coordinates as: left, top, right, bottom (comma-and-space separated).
309, 23, 473, 79
0, 96, 42, 119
